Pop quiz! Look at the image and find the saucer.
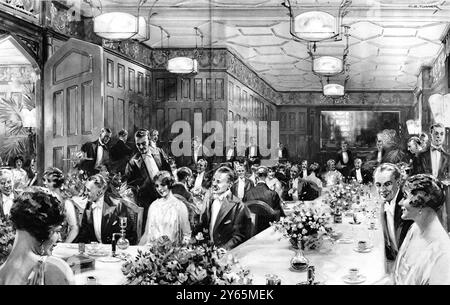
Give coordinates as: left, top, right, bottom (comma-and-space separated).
353, 246, 373, 253
342, 274, 366, 284
348, 221, 361, 225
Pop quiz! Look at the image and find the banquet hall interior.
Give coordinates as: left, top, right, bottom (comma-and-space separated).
1, 0, 450, 286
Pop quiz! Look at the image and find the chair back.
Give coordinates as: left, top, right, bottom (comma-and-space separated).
121, 198, 144, 242
244, 200, 280, 236
173, 193, 200, 229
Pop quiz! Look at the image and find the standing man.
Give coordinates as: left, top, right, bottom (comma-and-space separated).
148, 129, 171, 172
196, 166, 252, 249
0, 169, 14, 219
78, 128, 112, 177
124, 129, 162, 230
231, 162, 254, 200
417, 123, 450, 179
277, 142, 289, 163
374, 163, 413, 268
224, 136, 239, 163
245, 137, 261, 170
335, 141, 353, 181
110, 129, 133, 175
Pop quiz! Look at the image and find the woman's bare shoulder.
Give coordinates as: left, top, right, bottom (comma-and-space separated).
45, 256, 75, 285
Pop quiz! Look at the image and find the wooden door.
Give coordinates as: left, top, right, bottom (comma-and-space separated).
278, 107, 308, 162
43, 38, 103, 172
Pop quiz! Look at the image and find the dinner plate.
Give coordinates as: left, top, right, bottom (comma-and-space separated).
87, 250, 110, 257
336, 238, 353, 244
97, 256, 121, 263
342, 274, 366, 284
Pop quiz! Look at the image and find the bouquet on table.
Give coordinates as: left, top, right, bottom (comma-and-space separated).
271, 204, 333, 250
121, 233, 252, 285
0, 218, 15, 264
322, 182, 366, 212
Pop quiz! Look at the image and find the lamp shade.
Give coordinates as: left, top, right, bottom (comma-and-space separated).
429, 93, 450, 128
167, 57, 198, 74
313, 56, 343, 76
406, 119, 421, 135
131, 16, 149, 41
94, 12, 138, 41
323, 84, 344, 97
294, 11, 337, 41
21, 108, 36, 128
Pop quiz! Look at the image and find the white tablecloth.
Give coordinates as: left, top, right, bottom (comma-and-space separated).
230, 213, 387, 285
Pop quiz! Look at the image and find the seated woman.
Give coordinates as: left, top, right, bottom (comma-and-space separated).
43, 168, 79, 243
0, 188, 75, 285
139, 171, 191, 245
393, 174, 450, 285
266, 166, 283, 199
322, 159, 343, 187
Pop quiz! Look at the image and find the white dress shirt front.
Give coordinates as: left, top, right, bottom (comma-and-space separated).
250, 146, 256, 157
292, 178, 299, 200
237, 177, 245, 199
302, 169, 308, 178
2, 193, 14, 217
95, 140, 105, 168
143, 153, 159, 180
342, 151, 348, 164
92, 196, 104, 243
209, 190, 231, 241
194, 171, 205, 190
356, 169, 363, 183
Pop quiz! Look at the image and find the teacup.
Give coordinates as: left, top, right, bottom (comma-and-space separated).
357, 240, 368, 251
348, 268, 360, 280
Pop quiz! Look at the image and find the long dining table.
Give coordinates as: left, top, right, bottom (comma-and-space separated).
52, 195, 388, 285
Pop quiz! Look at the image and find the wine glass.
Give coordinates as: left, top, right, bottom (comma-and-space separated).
116, 217, 130, 251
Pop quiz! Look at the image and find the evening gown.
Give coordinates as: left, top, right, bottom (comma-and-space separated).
393, 223, 450, 285
139, 193, 191, 245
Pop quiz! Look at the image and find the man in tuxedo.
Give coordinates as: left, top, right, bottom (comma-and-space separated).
417, 123, 450, 179
276, 142, 289, 163
148, 129, 171, 172
78, 128, 112, 177
286, 165, 320, 201
231, 162, 254, 200
348, 158, 372, 184
406, 136, 422, 176
76, 174, 137, 245
335, 141, 354, 180
196, 166, 252, 250
191, 158, 210, 194
224, 136, 239, 163
374, 163, 413, 266
189, 136, 212, 170
243, 166, 284, 216
299, 160, 309, 179
0, 169, 14, 219
172, 166, 199, 227
124, 129, 163, 230
245, 137, 261, 170
110, 129, 133, 175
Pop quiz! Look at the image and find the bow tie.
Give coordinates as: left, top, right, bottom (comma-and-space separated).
92, 201, 102, 210
431, 146, 443, 152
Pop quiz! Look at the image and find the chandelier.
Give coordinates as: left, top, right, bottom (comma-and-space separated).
90, 0, 158, 42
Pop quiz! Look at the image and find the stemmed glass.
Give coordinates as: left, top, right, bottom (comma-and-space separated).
116, 217, 130, 251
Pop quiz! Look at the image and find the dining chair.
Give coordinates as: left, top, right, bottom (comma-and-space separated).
244, 200, 280, 236
121, 198, 144, 242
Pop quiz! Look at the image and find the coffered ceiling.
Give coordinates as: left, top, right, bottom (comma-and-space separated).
79, 0, 450, 91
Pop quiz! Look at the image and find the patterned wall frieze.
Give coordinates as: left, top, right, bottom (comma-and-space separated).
102, 39, 153, 67
45, 2, 85, 38
226, 50, 282, 105
150, 48, 228, 71
279, 91, 414, 106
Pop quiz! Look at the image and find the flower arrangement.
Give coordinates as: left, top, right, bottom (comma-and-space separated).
322, 182, 366, 212
121, 233, 252, 285
0, 218, 15, 265
271, 204, 333, 250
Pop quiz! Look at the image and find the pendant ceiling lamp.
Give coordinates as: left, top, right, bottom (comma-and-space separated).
313, 56, 344, 76
90, 0, 158, 42
166, 27, 203, 74
281, 0, 352, 43
323, 83, 344, 97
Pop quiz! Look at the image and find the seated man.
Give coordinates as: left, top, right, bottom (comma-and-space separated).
0, 169, 15, 219
243, 166, 284, 217
231, 162, 254, 200
172, 167, 200, 227
195, 166, 252, 250
348, 158, 372, 184
76, 174, 137, 245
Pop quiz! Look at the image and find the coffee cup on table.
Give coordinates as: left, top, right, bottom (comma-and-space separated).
357, 240, 368, 251
348, 268, 360, 280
